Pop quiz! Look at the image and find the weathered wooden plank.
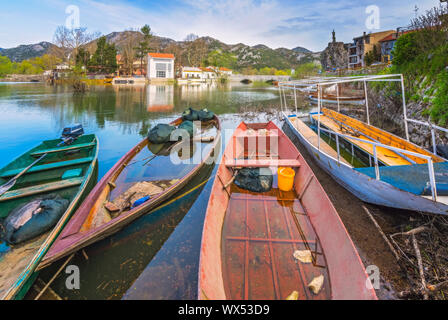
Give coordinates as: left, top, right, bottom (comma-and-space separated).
319, 108, 444, 164
0, 177, 84, 202
30, 142, 95, 157
291, 116, 351, 166
312, 113, 412, 166
225, 159, 301, 168
0, 157, 94, 178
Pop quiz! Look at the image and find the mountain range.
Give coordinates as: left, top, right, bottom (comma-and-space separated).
0, 41, 58, 62
0, 32, 321, 70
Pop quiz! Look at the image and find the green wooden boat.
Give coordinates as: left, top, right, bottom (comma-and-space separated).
0, 134, 98, 300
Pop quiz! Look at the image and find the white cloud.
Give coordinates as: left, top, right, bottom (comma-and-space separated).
1, 0, 443, 51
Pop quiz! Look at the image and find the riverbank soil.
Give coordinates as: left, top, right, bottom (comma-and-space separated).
283, 121, 448, 300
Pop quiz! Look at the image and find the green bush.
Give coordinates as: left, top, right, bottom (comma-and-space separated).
430, 70, 448, 125
0, 56, 13, 77
392, 32, 420, 67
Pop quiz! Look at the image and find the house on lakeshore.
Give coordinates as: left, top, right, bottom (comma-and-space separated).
348, 30, 395, 68
147, 53, 175, 82
379, 28, 413, 64
179, 66, 233, 83
218, 67, 233, 77
181, 67, 203, 80
201, 67, 217, 80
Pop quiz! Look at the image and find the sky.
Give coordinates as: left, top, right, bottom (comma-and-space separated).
0, 0, 442, 52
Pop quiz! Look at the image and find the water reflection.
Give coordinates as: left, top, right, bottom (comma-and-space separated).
0, 82, 280, 300
38, 164, 215, 300
147, 85, 174, 112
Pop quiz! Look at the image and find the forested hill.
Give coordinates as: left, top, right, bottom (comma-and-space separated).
2, 32, 320, 70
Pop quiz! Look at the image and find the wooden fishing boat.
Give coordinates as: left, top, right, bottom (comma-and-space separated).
308, 92, 365, 105
284, 110, 448, 215
280, 74, 448, 215
39, 116, 221, 269
198, 122, 376, 300
0, 134, 99, 300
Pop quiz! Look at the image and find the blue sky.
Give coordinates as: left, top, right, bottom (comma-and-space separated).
0, 0, 442, 52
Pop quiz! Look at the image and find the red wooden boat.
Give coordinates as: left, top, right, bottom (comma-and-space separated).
38, 116, 221, 269
198, 122, 377, 300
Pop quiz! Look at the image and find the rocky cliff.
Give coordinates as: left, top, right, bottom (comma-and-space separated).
320, 42, 349, 70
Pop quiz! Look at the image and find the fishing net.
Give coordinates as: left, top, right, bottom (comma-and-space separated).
1, 195, 69, 245
147, 124, 176, 144
234, 168, 273, 193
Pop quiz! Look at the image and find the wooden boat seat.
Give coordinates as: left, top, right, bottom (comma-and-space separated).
225, 159, 301, 168
0, 157, 94, 178
30, 142, 96, 157
0, 177, 84, 202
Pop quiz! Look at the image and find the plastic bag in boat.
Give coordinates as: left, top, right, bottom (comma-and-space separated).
234, 168, 273, 193
177, 120, 195, 138
1, 195, 69, 245
182, 108, 200, 121
148, 124, 176, 144
198, 109, 215, 121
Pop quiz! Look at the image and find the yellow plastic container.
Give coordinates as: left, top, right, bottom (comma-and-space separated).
278, 167, 296, 192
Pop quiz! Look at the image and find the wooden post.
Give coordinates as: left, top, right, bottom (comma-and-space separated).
364, 80, 370, 125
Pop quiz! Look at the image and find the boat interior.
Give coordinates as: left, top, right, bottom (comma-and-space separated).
0, 134, 97, 298
76, 119, 219, 234
218, 122, 331, 300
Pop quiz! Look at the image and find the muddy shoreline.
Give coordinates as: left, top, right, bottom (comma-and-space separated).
282, 119, 448, 300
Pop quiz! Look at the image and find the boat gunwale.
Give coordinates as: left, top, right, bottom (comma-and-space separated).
284, 114, 448, 215
38, 116, 222, 269
1, 135, 99, 300
198, 120, 377, 300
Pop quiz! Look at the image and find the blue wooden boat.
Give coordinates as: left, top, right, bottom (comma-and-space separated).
279, 74, 448, 216
283, 113, 448, 215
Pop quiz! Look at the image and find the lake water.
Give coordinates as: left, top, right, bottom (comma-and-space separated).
0, 82, 286, 300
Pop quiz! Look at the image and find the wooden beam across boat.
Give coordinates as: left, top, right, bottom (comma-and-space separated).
225, 159, 301, 168
313, 108, 444, 166
0, 177, 84, 202
0, 157, 94, 178
30, 142, 96, 157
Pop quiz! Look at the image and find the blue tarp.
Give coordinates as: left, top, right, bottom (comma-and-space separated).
355, 162, 448, 196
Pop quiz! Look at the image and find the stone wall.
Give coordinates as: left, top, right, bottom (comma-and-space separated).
0, 74, 47, 82
229, 75, 291, 83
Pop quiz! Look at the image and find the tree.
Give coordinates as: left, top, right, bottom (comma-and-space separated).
0, 56, 13, 77
205, 50, 237, 69
75, 48, 90, 70
410, 4, 448, 53
164, 42, 184, 71
184, 33, 199, 42
391, 32, 419, 67
89, 36, 117, 74
121, 30, 140, 75
40, 54, 62, 70
53, 26, 99, 64
183, 34, 208, 67
134, 25, 152, 76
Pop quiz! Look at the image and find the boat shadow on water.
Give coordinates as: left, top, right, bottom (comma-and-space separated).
31, 161, 216, 300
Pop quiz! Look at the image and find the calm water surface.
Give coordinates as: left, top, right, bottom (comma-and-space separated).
0, 82, 283, 300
